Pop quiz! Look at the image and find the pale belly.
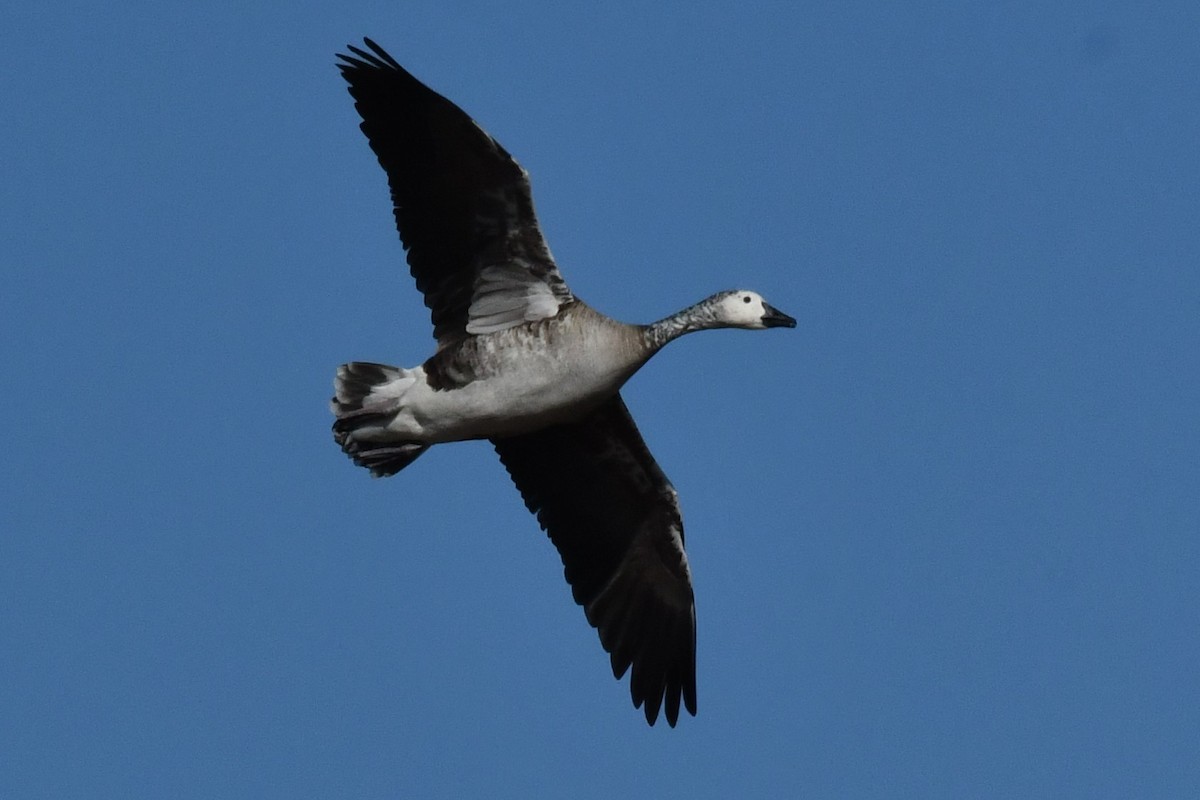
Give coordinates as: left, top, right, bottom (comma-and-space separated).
384, 355, 635, 443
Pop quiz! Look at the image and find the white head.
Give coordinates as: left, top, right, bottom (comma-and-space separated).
711, 290, 797, 330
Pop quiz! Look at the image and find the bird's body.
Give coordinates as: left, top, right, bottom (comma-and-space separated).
331, 38, 795, 726
338, 303, 644, 446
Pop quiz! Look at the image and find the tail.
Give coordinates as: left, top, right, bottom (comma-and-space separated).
331, 362, 429, 477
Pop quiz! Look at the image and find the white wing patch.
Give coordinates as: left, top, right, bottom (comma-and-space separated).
466, 262, 563, 335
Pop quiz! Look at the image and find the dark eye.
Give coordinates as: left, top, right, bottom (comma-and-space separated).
743, 295, 751, 303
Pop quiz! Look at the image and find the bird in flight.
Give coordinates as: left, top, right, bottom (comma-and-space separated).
332, 38, 795, 726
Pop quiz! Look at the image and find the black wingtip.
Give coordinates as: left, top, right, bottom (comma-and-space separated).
337, 37, 402, 72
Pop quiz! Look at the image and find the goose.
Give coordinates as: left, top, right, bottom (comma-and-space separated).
331, 38, 795, 727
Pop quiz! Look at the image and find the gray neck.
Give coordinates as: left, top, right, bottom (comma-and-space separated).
640, 296, 727, 353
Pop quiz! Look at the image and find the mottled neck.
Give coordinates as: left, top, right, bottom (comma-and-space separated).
641, 298, 725, 353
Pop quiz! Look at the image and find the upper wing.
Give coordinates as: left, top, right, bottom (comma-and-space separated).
336, 39, 574, 345
492, 396, 698, 726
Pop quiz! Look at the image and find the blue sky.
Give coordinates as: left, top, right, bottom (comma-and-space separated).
3, 2, 1198, 797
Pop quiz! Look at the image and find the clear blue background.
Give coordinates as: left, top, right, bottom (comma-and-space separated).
3, 2, 1197, 797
